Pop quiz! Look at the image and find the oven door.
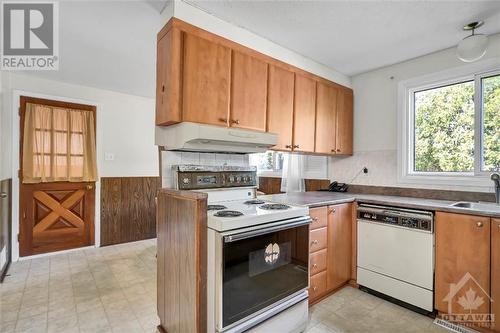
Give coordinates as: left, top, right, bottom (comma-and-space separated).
218, 217, 310, 331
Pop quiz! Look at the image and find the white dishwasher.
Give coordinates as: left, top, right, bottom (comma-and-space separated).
357, 204, 434, 312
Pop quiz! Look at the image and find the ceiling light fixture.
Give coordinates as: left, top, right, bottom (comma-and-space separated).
457, 21, 488, 63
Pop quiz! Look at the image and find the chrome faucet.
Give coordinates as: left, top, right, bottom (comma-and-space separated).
492, 173, 500, 204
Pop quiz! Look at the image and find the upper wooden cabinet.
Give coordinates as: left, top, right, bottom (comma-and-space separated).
315, 82, 338, 154
155, 18, 353, 156
336, 88, 354, 155
492, 219, 500, 332
230, 51, 268, 131
182, 33, 231, 127
293, 74, 316, 153
435, 212, 491, 315
267, 65, 294, 151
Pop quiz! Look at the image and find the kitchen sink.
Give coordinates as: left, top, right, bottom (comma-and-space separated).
450, 201, 500, 213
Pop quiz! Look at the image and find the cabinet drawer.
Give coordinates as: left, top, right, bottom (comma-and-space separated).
309, 271, 327, 301
310, 227, 327, 252
309, 207, 328, 230
310, 248, 327, 274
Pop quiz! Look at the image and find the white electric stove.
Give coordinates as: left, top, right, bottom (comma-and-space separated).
172, 165, 310, 333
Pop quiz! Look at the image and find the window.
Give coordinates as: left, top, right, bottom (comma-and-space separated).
399, 65, 500, 186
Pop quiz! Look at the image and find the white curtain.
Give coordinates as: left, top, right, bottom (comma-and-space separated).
281, 153, 306, 193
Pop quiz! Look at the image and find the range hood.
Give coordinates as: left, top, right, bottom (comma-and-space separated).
155, 122, 278, 153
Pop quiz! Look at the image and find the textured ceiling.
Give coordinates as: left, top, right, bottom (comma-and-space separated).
185, 0, 500, 76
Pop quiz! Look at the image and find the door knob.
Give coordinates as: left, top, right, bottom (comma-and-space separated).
476, 221, 483, 228
86, 185, 93, 190
0, 192, 7, 198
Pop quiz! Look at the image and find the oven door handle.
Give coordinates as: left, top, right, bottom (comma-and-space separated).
223, 216, 312, 243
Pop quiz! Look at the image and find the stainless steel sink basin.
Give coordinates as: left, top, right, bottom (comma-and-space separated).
450, 201, 500, 213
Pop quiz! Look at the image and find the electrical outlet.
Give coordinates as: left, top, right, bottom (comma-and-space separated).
363, 167, 368, 174
104, 152, 115, 161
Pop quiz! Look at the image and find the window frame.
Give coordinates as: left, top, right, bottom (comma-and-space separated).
397, 59, 500, 188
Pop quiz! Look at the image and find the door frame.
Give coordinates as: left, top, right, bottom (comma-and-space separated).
11, 90, 103, 261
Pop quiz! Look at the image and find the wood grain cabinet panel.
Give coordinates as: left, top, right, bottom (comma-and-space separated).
326, 203, 352, 291
230, 51, 268, 131
435, 212, 490, 315
310, 248, 327, 274
309, 206, 328, 230
315, 82, 337, 154
293, 74, 316, 153
492, 219, 500, 332
335, 88, 353, 155
267, 65, 294, 151
309, 227, 327, 253
156, 28, 182, 125
182, 33, 231, 127
309, 270, 327, 301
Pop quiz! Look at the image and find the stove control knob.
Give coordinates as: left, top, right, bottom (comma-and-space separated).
229, 176, 234, 183
182, 178, 190, 184
236, 176, 241, 182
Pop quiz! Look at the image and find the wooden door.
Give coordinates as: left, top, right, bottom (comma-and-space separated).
156, 27, 182, 125
293, 74, 316, 153
230, 51, 268, 131
435, 212, 490, 315
19, 96, 96, 256
335, 88, 353, 155
492, 219, 500, 332
267, 65, 294, 151
182, 32, 231, 127
315, 82, 338, 154
326, 203, 352, 291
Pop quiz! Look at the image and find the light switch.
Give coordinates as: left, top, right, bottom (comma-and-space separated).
104, 152, 115, 161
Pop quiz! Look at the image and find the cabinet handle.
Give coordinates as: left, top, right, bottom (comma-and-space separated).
312, 240, 319, 245
86, 185, 93, 190
0, 192, 7, 198
285, 145, 292, 149
230, 119, 240, 125
329, 208, 336, 214
476, 221, 484, 228
312, 264, 318, 269
161, 85, 165, 92
219, 118, 228, 123
336, 149, 341, 152
312, 286, 317, 291
331, 149, 336, 153
312, 217, 319, 222
293, 145, 300, 149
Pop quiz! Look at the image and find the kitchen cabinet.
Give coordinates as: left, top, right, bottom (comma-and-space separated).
315, 82, 338, 154
230, 51, 268, 131
308, 204, 352, 304
293, 74, 316, 153
326, 203, 352, 291
182, 33, 231, 127
267, 65, 294, 151
335, 88, 353, 155
492, 219, 500, 332
435, 212, 490, 315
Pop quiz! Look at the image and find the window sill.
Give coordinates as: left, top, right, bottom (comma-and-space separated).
257, 171, 282, 178
397, 173, 494, 188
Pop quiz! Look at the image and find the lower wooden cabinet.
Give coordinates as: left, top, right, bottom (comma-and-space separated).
435, 212, 491, 315
492, 219, 500, 332
308, 204, 352, 304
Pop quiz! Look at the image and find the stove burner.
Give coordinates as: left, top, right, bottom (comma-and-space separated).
243, 199, 266, 205
207, 205, 227, 211
214, 210, 244, 217
259, 203, 291, 210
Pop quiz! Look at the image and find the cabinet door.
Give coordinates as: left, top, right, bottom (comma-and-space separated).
230, 51, 268, 131
315, 82, 337, 154
326, 203, 352, 291
335, 88, 353, 155
182, 33, 231, 127
156, 28, 182, 125
435, 212, 490, 314
492, 219, 500, 332
267, 65, 294, 151
293, 74, 316, 153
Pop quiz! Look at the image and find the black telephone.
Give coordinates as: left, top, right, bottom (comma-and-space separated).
327, 181, 349, 192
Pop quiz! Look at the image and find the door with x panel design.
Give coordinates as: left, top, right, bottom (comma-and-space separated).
19, 96, 96, 256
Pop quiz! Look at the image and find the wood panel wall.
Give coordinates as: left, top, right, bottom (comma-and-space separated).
0, 179, 12, 282
100, 177, 160, 246
258, 177, 330, 195
157, 189, 207, 333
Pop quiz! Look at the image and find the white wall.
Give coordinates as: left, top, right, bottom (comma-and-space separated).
330, 33, 500, 193
162, 0, 351, 88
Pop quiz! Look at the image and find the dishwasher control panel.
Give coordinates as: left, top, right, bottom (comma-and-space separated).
357, 205, 433, 232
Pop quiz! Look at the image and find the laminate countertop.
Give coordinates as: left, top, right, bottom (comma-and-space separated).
259, 191, 500, 218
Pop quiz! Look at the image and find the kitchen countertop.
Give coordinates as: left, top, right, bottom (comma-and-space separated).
259, 191, 500, 218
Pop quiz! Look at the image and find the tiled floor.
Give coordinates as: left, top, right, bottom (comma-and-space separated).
1, 239, 448, 333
